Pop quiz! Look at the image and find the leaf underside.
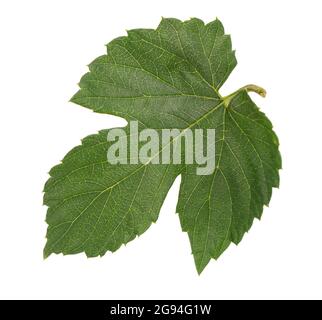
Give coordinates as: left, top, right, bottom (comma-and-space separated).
44, 17, 281, 274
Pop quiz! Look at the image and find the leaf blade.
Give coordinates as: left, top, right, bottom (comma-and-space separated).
44, 129, 181, 258
45, 18, 281, 274
176, 91, 281, 273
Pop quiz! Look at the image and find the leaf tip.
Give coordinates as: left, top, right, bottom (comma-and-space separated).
69, 92, 79, 104
193, 253, 210, 275
43, 247, 51, 260
195, 262, 207, 275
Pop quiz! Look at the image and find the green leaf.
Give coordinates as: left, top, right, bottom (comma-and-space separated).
44, 128, 182, 257
176, 91, 281, 273
71, 17, 235, 128
44, 17, 281, 273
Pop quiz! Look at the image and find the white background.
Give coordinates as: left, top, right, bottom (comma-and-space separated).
0, 0, 321, 299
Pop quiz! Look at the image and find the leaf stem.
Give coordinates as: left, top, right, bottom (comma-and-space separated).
223, 84, 266, 107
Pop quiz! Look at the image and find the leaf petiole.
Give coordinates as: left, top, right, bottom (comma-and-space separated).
223, 84, 266, 107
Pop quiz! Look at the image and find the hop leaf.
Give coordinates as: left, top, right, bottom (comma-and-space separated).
44, 18, 281, 274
